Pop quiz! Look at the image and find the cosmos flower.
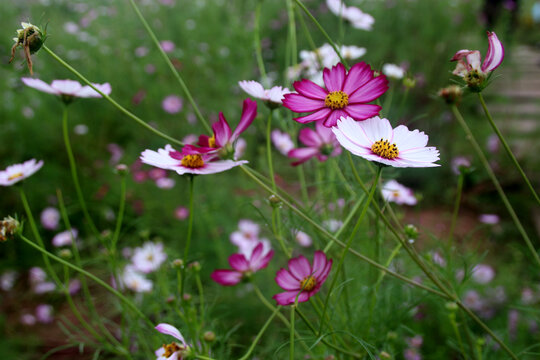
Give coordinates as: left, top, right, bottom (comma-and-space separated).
283, 62, 388, 127
160, 40, 175, 53
382, 63, 405, 79
140, 144, 247, 175
230, 220, 271, 258
238, 80, 291, 106
0, 159, 43, 186
273, 251, 332, 306
479, 214, 500, 225
35, 304, 54, 324
472, 264, 495, 284
288, 120, 342, 165
332, 116, 440, 168
131, 242, 168, 274
21, 78, 111, 101
294, 230, 312, 247
40, 207, 60, 230
381, 180, 417, 205
154, 323, 190, 360
211, 243, 274, 286
271, 129, 295, 155
326, 0, 375, 30
120, 265, 153, 293
162, 95, 183, 114
52, 229, 78, 247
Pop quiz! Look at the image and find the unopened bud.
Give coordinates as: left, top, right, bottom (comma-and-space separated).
438, 85, 463, 105
189, 261, 201, 272
182, 293, 192, 302
203, 331, 216, 342
404, 224, 418, 241
445, 302, 458, 312
387, 331, 397, 340
115, 164, 129, 175
172, 259, 184, 268
0, 216, 20, 242
403, 77, 416, 89
268, 195, 282, 209
58, 249, 72, 259
379, 351, 391, 359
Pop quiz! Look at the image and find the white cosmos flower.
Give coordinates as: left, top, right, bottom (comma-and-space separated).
121, 265, 153, 293
326, 0, 374, 31
0, 159, 43, 186
340, 45, 367, 60
472, 264, 495, 284
332, 116, 440, 168
238, 80, 291, 105
381, 180, 417, 205
40, 207, 60, 230
154, 323, 189, 360
382, 63, 405, 79
131, 242, 167, 274
271, 129, 295, 155
21, 78, 111, 98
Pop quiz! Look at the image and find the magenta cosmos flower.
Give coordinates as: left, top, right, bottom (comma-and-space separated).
283, 62, 388, 127
273, 251, 332, 306
21, 78, 112, 100
288, 120, 342, 165
451, 31, 504, 78
0, 159, 43, 186
140, 144, 246, 175
332, 116, 440, 168
197, 99, 257, 157
211, 242, 274, 286
155, 323, 190, 360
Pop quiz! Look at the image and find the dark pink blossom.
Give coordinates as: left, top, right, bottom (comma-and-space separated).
211, 243, 274, 286
273, 251, 332, 306
282, 62, 388, 127
288, 120, 341, 165
451, 31, 504, 77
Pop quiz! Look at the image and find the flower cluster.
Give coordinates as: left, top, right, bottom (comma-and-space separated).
116, 241, 167, 293
326, 0, 375, 31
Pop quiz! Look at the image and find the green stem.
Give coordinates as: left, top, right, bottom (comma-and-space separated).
126, 0, 210, 133
62, 106, 101, 240
111, 175, 127, 251
42, 45, 184, 146
238, 307, 281, 360
449, 311, 466, 358
451, 105, 540, 267
477, 93, 540, 205
286, 0, 298, 67
254, 0, 267, 83
290, 305, 295, 360
181, 176, 195, 298
448, 173, 464, 245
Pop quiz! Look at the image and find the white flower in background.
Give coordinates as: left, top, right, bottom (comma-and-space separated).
20, 313, 36, 326
131, 242, 167, 274
52, 229, 78, 247
463, 290, 484, 310
340, 45, 367, 60
121, 265, 153, 293
229, 219, 271, 258
29, 267, 56, 294
326, 0, 374, 31
0, 271, 17, 291
0, 159, 43, 186
21, 78, 111, 99
323, 219, 343, 232
271, 130, 295, 155
381, 180, 417, 205
472, 264, 495, 284
238, 80, 291, 105
382, 63, 405, 79
294, 230, 312, 247
155, 177, 176, 189
40, 207, 60, 230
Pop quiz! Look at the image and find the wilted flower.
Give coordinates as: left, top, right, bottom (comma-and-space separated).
326, 0, 375, 30
131, 242, 167, 273
211, 243, 274, 286
472, 264, 495, 284
381, 180, 417, 205
10, 22, 45, 74
438, 85, 463, 105
162, 95, 183, 114
333, 116, 440, 167
288, 120, 342, 165
271, 129, 295, 155
40, 207, 60, 230
0, 216, 20, 242
283, 62, 388, 127
52, 229, 78, 247
155, 323, 191, 360
273, 251, 332, 305
238, 80, 291, 107
0, 159, 43, 186
382, 63, 405, 79
22, 78, 111, 103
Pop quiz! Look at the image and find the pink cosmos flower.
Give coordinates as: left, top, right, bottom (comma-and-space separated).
283, 62, 388, 127
52, 229, 78, 247
40, 207, 60, 230
479, 214, 500, 225
238, 80, 291, 106
197, 99, 257, 156
271, 129, 295, 156
381, 180, 417, 205
140, 144, 247, 175
288, 120, 342, 165
332, 116, 440, 168
230, 220, 271, 258
155, 323, 189, 360
21, 78, 111, 99
174, 206, 189, 220
0, 159, 43, 186
451, 31, 504, 78
273, 251, 332, 306
35, 304, 54, 324
472, 264, 495, 284
160, 40, 175, 53
211, 243, 274, 286
162, 95, 183, 114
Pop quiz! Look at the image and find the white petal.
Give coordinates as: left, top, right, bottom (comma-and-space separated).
21, 78, 59, 95
155, 323, 186, 344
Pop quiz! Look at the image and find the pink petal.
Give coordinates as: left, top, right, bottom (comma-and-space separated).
294, 108, 332, 124
450, 49, 474, 62
273, 290, 309, 306
348, 75, 389, 103
231, 98, 257, 141
342, 62, 373, 95
317, 258, 333, 284
288, 255, 311, 280
155, 323, 186, 344
466, 51, 482, 72
294, 79, 328, 99
344, 104, 382, 121
288, 147, 320, 165
323, 63, 346, 92
322, 109, 348, 127
21, 78, 58, 95
50, 80, 83, 95
315, 121, 336, 144
252, 249, 274, 271
213, 113, 232, 147
228, 253, 249, 271
275, 269, 301, 291
210, 269, 243, 286
482, 31, 504, 72
283, 93, 325, 113
311, 251, 328, 278
298, 127, 322, 147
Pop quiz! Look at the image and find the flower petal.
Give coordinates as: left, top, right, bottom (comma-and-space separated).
213, 113, 233, 147
228, 253, 250, 271
231, 98, 257, 141
211, 269, 243, 286
21, 78, 58, 95
323, 109, 348, 127
482, 31, 504, 72
323, 63, 346, 92
293, 79, 328, 99
288, 255, 311, 279
348, 75, 388, 103
273, 290, 309, 306
283, 93, 326, 113
342, 62, 373, 95
298, 127, 322, 148
238, 80, 265, 98
344, 104, 382, 121
275, 269, 301, 291
294, 108, 332, 124
155, 323, 186, 344
311, 251, 329, 279
392, 126, 428, 151
288, 147, 320, 165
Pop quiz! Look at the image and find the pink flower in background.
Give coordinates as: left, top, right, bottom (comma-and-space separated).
333, 116, 440, 168
162, 95, 183, 114
230, 219, 271, 258
451, 156, 471, 175
271, 130, 295, 155
479, 214, 500, 224
40, 207, 60, 230
156, 177, 175, 189
0, 271, 17, 291
69, 279, 81, 295
273, 251, 332, 305
149, 168, 167, 181
211, 243, 274, 286
294, 230, 312, 247
381, 180, 417, 205
155, 323, 189, 360
288, 121, 341, 166
52, 229, 78, 247
472, 264, 495, 284
20, 314, 36, 326
283, 62, 387, 127
135, 46, 149, 57
451, 31, 504, 77
22, 78, 111, 99
175, 206, 189, 220
35, 304, 54, 324
160, 40, 175, 53
108, 144, 124, 165
238, 80, 291, 105
0, 159, 43, 186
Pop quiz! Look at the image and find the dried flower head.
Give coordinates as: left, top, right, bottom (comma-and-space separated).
9, 22, 46, 75
1, 216, 20, 242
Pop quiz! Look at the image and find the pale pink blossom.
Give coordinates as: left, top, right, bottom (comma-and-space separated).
40, 207, 60, 230
52, 229, 78, 247
381, 180, 417, 205
451, 31, 504, 78
131, 242, 167, 274
35, 304, 54, 324
294, 230, 312, 247
175, 206, 189, 220
479, 214, 499, 225
326, 0, 374, 30
472, 264, 495, 284
160, 40, 175, 53
0, 159, 43, 186
271, 130, 295, 156
22, 78, 111, 99
238, 80, 291, 105
162, 95, 183, 114
382, 63, 405, 79
156, 177, 175, 189
0, 271, 17, 291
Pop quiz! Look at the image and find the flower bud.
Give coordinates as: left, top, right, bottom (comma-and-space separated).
203, 331, 216, 342
189, 261, 201, 272
404, 224, 418, 242
0, 216, 20, 242
403, 77, 416, 89
268, 195, 282, 209
438, 85, 463, 105
182, 293, 192, 302
445, 302, 458, 312
115, 164, 129, 176
379, 351, 391, 359
58, 249, 72, 259
172, 259, 184, 268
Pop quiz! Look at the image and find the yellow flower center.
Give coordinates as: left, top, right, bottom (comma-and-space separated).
324, 91, 349, 110
180, 154, 205, 168
163, 342, 182, 358
7, 172, 24, 181
392, 191, 400, 198
300, 275, 317, 292
208, 135, 217, 148
371, 139, 399, 160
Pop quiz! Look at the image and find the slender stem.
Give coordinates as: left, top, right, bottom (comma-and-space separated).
294, 0, 348, 67
112, 175, 127, 251
126, 0, 210, 133
449, 311, 466, 358
266, 111, 277, 192
478, 93, 540, 205
62, 106, 101, 240
448, 173, 464, 245
181, 176, 195, 298
254, 0, 267, 83
290, 305, 295, 360
286, 0, 298, 67
42, 45, 184, 146
195, 271, 205, 323
19, 234, 154, 328
451, 105, 540, 267
238, 306, 281, 360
